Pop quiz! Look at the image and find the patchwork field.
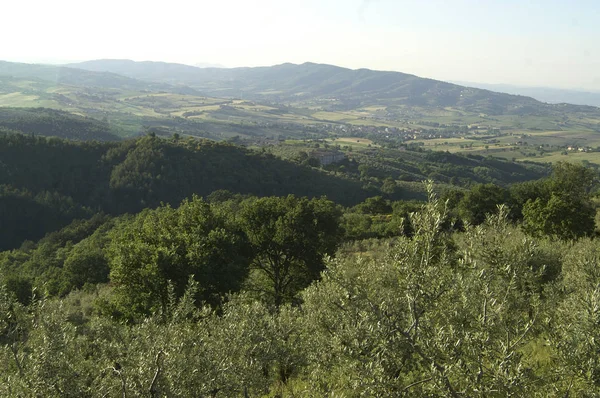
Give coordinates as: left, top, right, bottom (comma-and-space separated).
2, 71, 600, 167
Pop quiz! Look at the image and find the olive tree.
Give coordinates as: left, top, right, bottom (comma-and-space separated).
299, 186, 548, 396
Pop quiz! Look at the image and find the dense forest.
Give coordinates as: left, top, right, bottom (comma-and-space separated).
0, 111, 598, 397
0, 129, 551, 251
0, 132, 383, 250
1, 126, 599, 395
2, 180, 600, 396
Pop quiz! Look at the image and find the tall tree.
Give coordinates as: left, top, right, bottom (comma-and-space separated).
239, 195, 343, 307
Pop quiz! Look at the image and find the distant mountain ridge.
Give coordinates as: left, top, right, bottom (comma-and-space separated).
453, 81, 600, 107
67, 59, 600, 116
0, 60, 202, 95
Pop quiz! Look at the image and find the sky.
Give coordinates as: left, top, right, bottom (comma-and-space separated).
2, 0, 600, 91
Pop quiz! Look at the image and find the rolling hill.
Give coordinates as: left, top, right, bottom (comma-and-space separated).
68, 59, 597, 115
0, 107, 120, 141
2, 59, 600, 152
0, 133, 380, 249
453, 81, 600, 107
0, 61, 201, 94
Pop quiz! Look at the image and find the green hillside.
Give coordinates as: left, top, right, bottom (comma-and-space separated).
0, 107, 120, 141
70, 59, 594, 115
0, 133, 382, 250
2, 60, 600, 165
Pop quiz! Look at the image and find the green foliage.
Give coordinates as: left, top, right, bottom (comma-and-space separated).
523, 193, 595, 239
458, 183, 511, 224
3, 276, 33, 306
239, 195, 343, 307
6, 60, 600, 396
353, 195, 392, 215
107, 196, 251, 318
299, 191, 550, 396
0, 185, 92, 251
0, 213, 113, 296
0, 133, 376, 249
0, 107, 120, 141
551, 239, 600, 395
521, 162, 596, 239
0, 283, 303, 397
2, 186, 600, 396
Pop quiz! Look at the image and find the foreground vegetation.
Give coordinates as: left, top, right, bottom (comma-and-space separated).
2, 184, 600, 396
0, 158, 598, 396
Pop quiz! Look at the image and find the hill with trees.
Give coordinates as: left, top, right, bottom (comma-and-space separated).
2, 177, 600, 396
3, 61, 600, 396
0, 108, 120, 141
3, 60, 600, 150
0, 132, 552, 251
69, 59, 600, 115
0, 133, 382, 250
0, 61, 197, 94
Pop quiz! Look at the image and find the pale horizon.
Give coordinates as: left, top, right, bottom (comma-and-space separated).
3, 0, 600, 91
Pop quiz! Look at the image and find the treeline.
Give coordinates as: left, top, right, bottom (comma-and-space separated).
0, 108, 120, 141
1, 132, 555, 251
267, 141, 549, 194
1, 162, 594, 302
0, 133, 379, 250
2, 186, 600, 395
0, 194, 342, 310
342, 161, 596, 241
333, 148, 548, 186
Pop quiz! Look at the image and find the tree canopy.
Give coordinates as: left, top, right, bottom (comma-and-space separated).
239, 195, 343, 307
107, 196, 251, 317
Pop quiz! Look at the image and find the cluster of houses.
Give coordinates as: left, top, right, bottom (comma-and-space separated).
566, 146, 593, 152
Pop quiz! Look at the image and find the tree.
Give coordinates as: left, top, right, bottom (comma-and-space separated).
381, 177, 397, 195
300, 191, 546, 396
521, 162, 596, 239
108, 196, 251, 318
355, 196, 392, 215
549, 161, 595, 198
522, 193, 595, 240
458, 183, 510, 225
551, 239, 600, 395
239, 195, 343, 307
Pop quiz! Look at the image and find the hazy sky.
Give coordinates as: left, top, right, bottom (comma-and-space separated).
3, 0, 600, 90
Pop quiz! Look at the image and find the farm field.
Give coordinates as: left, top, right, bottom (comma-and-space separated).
2, 70, 600, 169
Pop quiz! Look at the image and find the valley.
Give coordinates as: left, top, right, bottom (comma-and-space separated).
2, 59, 600, 167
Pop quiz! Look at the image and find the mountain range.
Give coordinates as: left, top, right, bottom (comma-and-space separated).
454, 81, 600, 107
0, 60, 202, 95
1, 58, 597, 116
69, 59, 554, 115
1, 58, 600, 145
